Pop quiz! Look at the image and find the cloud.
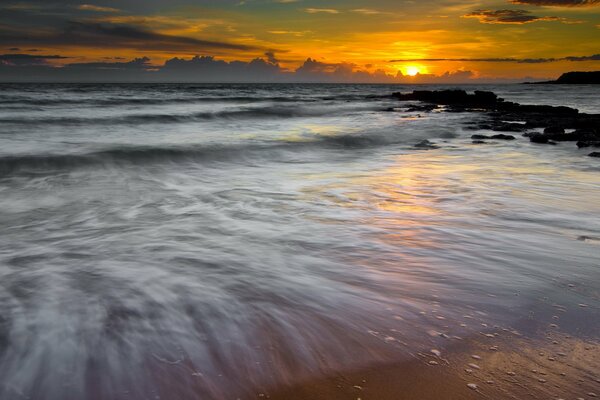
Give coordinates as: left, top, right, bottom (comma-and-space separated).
65, 56, 151, 70
0, 53, 515, 83
77, 4, 121, 13
0, 21, 265, 54
464, 9, 561, 24
268, 30, 309, 36
389, 54, 600, 63
64, 22, 257, 51
0, 53, 68, 66
304, 8, 340, 14
563, 54, 600, 61
509, 0, 600, 6
264, 51, 279, 64
351, 9, 385, 15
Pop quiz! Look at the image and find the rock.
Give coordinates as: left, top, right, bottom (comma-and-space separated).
544, 126, 565, 135
492, 123, 526, 132
392, 90, 499, 108
471, 134, 490, 139
530, 134, 550, 144
406, 104, 437, 112
539, 71, 600, 85
467, 383, 478, 390
577, 141, 600, 148
589, 152, 600, 158
414, 139, 439, 149
472, 140, 487, 144
491, 134, 516, 140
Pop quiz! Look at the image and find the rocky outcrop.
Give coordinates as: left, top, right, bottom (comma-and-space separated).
394, 90, 600, 157
535, 71, 600, 85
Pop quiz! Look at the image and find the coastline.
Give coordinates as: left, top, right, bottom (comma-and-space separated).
267, 331, 600, 400
392, 89, 600, 157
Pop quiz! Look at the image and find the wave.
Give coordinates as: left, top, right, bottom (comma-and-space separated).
0, 104, 384, 126
0, 94, 387, 108
0, 134, 403, 177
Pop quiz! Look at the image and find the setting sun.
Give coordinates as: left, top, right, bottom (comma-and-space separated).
406, 66, 420, 76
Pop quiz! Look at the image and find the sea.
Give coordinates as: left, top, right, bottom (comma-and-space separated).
0, 83, 599, 399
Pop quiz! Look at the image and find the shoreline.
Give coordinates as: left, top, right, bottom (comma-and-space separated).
391, 89, 600, 157
267, 330, 600, 400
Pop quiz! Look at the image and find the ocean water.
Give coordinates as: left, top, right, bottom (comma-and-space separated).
0, 83, 599, 399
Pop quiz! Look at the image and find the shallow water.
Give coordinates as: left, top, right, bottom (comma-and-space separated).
0, 84, 599, 399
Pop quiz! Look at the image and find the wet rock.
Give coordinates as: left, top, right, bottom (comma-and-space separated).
491, 134, 516, 140
577, 141, 600, 148
406, 104, 437, 112
414, 139, 439, 149
544, 126, 565, 135
492, 123, 526, 132
472, 140, 487, 144
392, 90, 502, 111
471, 134, 490, 140
530, 134, 550, 144
589, 152, 600, 158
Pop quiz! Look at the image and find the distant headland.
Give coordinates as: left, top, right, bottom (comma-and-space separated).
530, 71, 600, 84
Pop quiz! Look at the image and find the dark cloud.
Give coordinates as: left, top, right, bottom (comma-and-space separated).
159, 55, 282, 82
0, 4, 265, 54
0, 21, 262, 54
0, 54, 512, 83
65, 56, 151, 70
509, 0, 600, 6
390, 54, 600, 63
66, 21, 258, 51
464, 9, 561, 23
0, 53, 69, 66
563, 54, 600, 61
264, 51, 279, 64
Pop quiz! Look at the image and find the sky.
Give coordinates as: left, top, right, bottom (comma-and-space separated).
0, 0, 599, 82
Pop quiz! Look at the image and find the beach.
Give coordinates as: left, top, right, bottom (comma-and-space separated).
1, 83, 599, 399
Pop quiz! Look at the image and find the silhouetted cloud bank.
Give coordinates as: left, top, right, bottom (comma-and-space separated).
464, 9, 562, 24
389, 54, 600, 63
3, 52, 597, 83
509, 0, 599, 6
0, 54, 525, 83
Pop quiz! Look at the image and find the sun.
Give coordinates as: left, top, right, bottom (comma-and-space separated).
406, 66, 420, 76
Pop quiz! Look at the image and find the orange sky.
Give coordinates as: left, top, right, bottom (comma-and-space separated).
1, 0, 599, 80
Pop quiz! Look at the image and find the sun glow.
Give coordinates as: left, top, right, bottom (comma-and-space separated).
406, 66, 420, 76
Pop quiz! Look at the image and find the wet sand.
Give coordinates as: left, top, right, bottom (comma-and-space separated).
267, 332, 600, 400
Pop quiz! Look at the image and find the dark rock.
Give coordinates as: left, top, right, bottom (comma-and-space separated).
392, 89, 600, 157
537, 71, 600, 85
406, 104, 437, 112
577, 141, 600, 148
573, 128, 598, 136
491, 123, 526, 132
544, 126, 565, 134
490, 134, 516, 140
588, 152, 600, 158
414, 139, 439, 149
530, 134, 550, 144
392, 90, 499, 108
